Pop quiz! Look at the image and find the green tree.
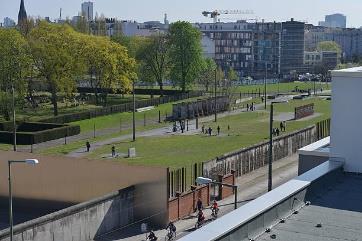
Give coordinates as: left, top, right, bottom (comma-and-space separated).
168, 21, 204, 92
227, 67, 238, 81
82, 35, 136, 105
317, 41, 342, 60
0, 28, 31, 120
137, 33, 170, 95
198, 58, 216, 92
28, 22, 85, 116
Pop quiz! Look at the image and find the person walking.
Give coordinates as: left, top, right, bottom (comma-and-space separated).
208, 127, 212, 136
246, 103, 249, 111
111, 146, 116, 157
280, 122, 284, 132
197, 198, 203, 211
217, 125, 220, 135
201, 125, 205, 134
86, 141, 90, 152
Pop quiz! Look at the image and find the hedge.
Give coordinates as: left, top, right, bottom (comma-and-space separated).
0, 122, 80, 145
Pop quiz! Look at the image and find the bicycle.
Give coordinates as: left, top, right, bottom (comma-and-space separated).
211, 207, 219, 219
194, 219, 204, 229
164, 229, 176, 241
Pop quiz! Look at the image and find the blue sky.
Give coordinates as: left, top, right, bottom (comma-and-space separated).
1, 0, 361, 27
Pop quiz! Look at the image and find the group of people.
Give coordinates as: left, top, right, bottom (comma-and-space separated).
272, 121, 287, 137
201, 125, 222, 136
246, 102, 256, 111
173, 120, 188, 133
196, 198, 219, 226
147, 222, 176, 241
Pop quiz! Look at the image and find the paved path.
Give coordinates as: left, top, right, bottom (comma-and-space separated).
93, 154, 299, 241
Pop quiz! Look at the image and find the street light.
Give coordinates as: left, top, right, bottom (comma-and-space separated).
12, 86, 16, 152
132, 80, 136, 141
268, 101, 288, 192
8, 159, 39, 241
196, 177, 238, 210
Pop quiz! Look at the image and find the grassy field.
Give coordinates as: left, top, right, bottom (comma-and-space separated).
233, 81, 330, 94
88, 97, 331, 168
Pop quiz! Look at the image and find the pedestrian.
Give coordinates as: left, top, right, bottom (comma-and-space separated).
246, 103, 249, 111
111, 146, 116, 157
280, 122, 284, 132
197, 198, 203, 211
217, 125, 220, 135
201, 125, 205, 134
208, 127, 212, 136
283, 121, 287, 131
276, 128, 280, 136
86, 141, 90, 152
228, 125, 230, 136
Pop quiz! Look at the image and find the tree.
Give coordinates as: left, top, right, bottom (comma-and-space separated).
317, 41, 342, 60
28, 22, 85, 116
0, 28, 31, 120
198, 58, 216, 92
227, 67, 238, 81
168, 21, 204, 92
82, 35, 136, 105
137, 33, 170, 95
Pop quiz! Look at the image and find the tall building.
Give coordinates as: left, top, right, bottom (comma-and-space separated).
280, 19, 306, 75
319, 13, 346, 28
3, 17, 16, 28
81, 1, 94, 21
195, 19, 305, 79
305, 25, 362, 61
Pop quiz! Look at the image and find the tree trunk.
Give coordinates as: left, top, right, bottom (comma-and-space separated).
159, 81, 164, 97
50, 83, 58, 116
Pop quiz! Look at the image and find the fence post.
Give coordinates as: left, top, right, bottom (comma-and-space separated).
196, 117, 199, 129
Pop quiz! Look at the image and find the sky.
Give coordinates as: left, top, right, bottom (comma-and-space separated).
1, 0, 361, 27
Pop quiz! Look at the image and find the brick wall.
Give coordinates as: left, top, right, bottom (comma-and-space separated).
221, 172, 235, 199
168, 185, 209, 222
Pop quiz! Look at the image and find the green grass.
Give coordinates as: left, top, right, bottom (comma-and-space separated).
89, 97, 331, 168
233, 81, 330, 94
71, 96, 207, 133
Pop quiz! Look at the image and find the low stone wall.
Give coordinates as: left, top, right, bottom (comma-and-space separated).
203, 126, 317, 179
0, 187, 134, 241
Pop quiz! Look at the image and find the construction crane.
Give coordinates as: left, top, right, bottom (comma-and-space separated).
202, 10, 254, 23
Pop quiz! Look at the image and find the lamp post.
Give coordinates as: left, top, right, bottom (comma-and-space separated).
12, 86, 16, 152
268, 101, 288, 191
264, 62, 267, 109
196, 177, 238, 210
132, 80, 136, 141
214, 68, 217, 122
8, 159, 39, 241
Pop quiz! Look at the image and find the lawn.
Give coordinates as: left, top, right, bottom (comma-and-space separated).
233, 81, 330, 94
88, 97, 331, 168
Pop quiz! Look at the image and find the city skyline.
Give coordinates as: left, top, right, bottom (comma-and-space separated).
1, 0, 361, 27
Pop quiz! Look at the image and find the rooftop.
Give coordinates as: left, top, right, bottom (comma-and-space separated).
257, 174, 362, 241
332, 66, 362, 77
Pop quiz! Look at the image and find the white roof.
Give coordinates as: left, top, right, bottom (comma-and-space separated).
332, 66, 362, 78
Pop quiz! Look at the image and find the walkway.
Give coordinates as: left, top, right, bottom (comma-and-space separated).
93, 154, 299, 241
